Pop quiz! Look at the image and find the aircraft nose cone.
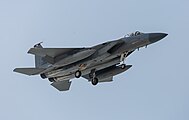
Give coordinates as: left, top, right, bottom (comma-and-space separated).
149, 33, 168, 43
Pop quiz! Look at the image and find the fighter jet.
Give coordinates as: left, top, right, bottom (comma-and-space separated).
14, 31, 168, 91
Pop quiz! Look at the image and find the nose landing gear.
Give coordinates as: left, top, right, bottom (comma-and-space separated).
120, 64, 126, 69
120, 52, 128, 69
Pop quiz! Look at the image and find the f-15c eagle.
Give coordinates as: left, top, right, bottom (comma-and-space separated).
14, 31, 167, 91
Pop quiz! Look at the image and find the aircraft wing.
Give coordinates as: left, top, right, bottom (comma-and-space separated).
51, 80, 72, 91
28, 47, 96, 65
28, 48, 83, 57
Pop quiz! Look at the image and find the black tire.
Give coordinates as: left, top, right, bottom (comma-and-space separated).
75, 70, 82, 78
121, 64, 126, 69
40, 73, 46, 79
48, 78, 55, 82
92, 77, 98, 85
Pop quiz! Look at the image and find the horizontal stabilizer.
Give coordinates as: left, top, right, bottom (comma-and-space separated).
51, 80, 72, 91
13, 68, 45, 75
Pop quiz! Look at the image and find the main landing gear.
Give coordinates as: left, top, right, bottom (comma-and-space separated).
74, 69, 98, 85
89, 69, 98, 85
40, 73, 47, 79
48, 78, 55, 82
75, 70, 82, 78
91, 77, 98, 85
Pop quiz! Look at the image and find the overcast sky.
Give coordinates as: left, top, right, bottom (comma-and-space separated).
0, 0, 188, 120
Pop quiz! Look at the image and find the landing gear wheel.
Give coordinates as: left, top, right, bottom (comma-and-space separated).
40, 73, 46, 79
92, 77, 98, 85
75, 70, 82, 78
121, 64, 126, 69
48, 78, 55, 82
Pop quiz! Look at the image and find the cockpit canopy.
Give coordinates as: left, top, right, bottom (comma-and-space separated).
125, 31, 144, 37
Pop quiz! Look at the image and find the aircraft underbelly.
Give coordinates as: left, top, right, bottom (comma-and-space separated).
46, 56, 120, 79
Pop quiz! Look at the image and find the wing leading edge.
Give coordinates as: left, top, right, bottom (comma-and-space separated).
28, 48, 83, 57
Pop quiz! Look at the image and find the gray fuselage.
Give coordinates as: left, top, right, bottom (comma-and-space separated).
44, 32, 167, 82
